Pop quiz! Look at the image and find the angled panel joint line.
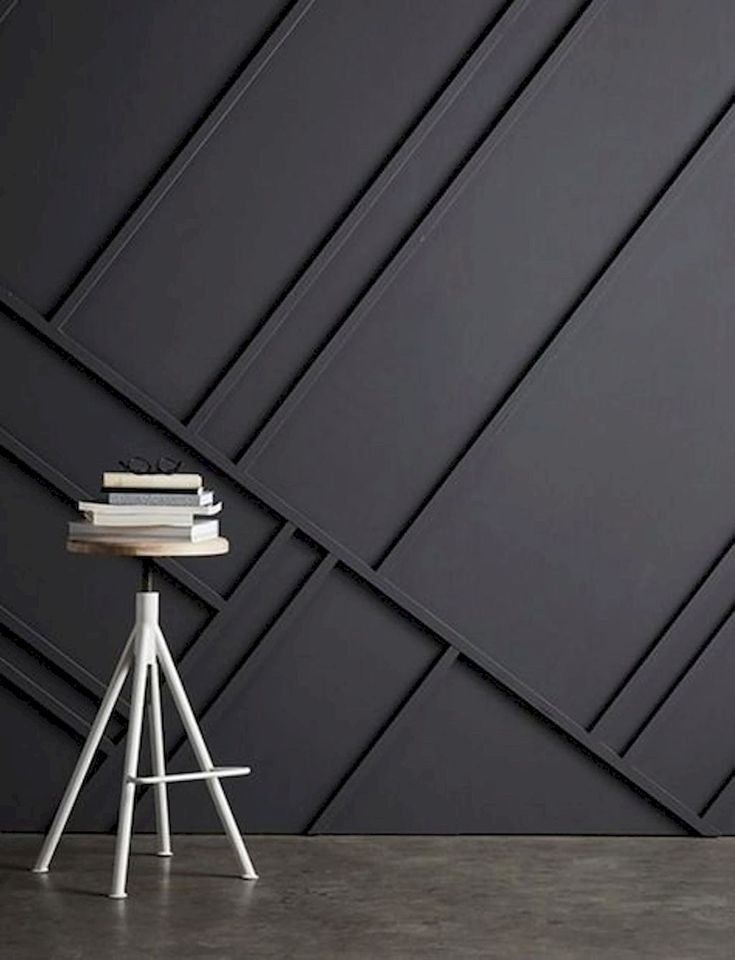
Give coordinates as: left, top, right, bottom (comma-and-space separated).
308, 647, 458, 834
375, 95, 735, 570
235, 0, 606, 470
0, 598, 121, 710
0, 0, 18, 31
588, 532, 735, 736
0, 653, 116, 754
50, 0, 317, 330
186, 0, 535, 432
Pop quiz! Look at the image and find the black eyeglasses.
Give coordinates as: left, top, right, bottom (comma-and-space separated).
118, 457, 184, 475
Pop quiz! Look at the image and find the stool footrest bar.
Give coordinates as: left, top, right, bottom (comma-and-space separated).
129, 766, 251, 785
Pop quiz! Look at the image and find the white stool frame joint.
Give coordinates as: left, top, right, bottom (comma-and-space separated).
32, 572, 257, 898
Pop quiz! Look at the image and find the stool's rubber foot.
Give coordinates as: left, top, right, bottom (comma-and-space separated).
109, 892, 128, 900
242, 873, 259, 881
156, 851, 173, 858
31, 866, 49, 874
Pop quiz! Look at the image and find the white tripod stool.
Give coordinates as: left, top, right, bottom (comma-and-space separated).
32, 537, 257, 898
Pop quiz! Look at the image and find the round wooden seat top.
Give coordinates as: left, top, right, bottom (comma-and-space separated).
66, 536, 230, 558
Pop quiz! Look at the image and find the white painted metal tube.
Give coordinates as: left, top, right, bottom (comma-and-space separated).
154, 628, 258, 879
147, 658, 172, 857
32, 629, 135, 874
130, 766, 251, 785
109, 623, 151, 899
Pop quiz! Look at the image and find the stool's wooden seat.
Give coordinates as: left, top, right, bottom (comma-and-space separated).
66, 536, 229, 557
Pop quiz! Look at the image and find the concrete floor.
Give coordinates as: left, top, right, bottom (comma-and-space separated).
1, 835, 734, 959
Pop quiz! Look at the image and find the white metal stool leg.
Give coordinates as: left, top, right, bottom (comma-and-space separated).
147, 658, 172, 858
154, 628, 258, 879
110, 609, 153, 899
32, 629, 135, 874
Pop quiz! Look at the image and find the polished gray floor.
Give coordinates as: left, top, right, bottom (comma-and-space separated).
1, 834, 734, 958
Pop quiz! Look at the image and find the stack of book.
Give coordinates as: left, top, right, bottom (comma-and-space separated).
68, 471, 222, 544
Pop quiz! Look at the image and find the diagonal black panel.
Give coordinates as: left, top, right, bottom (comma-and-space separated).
592, 537, 735, 752
0, 0, 286, 312
0, 639, 116, 754
0, 679, 95, 831
0, 594, 112, 707
704, 775, 735, 833
310, 647, 459, 833
381, 108, 735, 730
59, 0, 506, 418
191, 0, 583, 450
626, 614, 735, 816
246, 0, 735, 561
323, 658, 683, 835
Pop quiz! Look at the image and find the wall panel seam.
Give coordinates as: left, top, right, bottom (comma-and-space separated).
0, 599, 123, 712
166, 556, 334, 741
236, 0, 604, 470
50, 0, 316, 329
308, 647, 458, 833
0, 0, 17, 31
619, 606, 735, 758
700, 770, 735, 819
589, 532, 735, 735
0, 653, 115, 754
186, 0, 533, 431
373, 99, 735, 569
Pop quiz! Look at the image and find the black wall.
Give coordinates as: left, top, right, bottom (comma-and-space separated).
1, 0, 735, 836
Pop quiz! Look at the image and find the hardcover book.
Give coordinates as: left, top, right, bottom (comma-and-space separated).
69, 519, 219, 542
78, 501, 221, 525
101, 472, 203, 490
107, 490, 214, 506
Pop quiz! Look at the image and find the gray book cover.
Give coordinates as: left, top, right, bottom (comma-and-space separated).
108, 491, 213, 506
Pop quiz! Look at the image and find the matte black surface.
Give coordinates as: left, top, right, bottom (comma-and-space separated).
250, 0, 735, 560
63, 0, 502, 418
381, 109, 735, 728
1, 0, 735, 835
200, 0, 582, 458
0, 0, 283, 312
324, 659, 682, 835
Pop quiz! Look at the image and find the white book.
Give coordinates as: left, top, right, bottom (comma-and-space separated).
69, 520, 219, 542
102, 472, 203, 490
78, 501, 221, 526
82, 514, 197, 528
